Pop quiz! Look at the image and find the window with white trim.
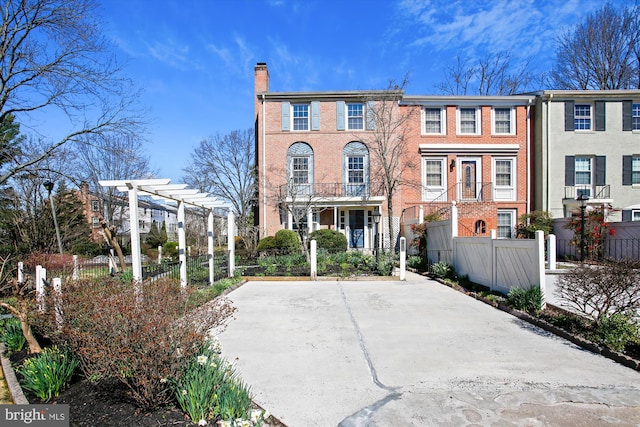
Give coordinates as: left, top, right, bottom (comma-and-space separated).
575, 156, 592, 197
497, 209, 516, 239
632, 156, 640, 184
292, 104, 309, 130
423, 107, 446, 134
347, 156, 364, 184
91, 216, 100, 228
633, 103, 640, 130
492, 107, 513, 134
574, 104, 592, 130
291, 157, 309, 184
91, 200, 99, 211
347, 103, 364, 130
493, 157, 516, 201
633, 210, 640, 221
457, 107, 480, 135
422, 157, 447, 201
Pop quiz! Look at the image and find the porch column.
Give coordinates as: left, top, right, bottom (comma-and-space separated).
227, 211, 235, 277
127, 184, 142, 282
333, 207, 338, 230
307, 208, 312, 235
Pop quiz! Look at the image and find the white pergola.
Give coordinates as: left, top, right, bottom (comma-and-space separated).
98, 179, 234, 286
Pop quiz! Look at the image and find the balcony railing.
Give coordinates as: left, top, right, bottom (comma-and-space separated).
563, 185, 610, 200
279, 181, 384, 199
423, 182, 495, 203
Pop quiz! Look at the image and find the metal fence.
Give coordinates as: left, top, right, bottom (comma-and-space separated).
556, 238, 640, 261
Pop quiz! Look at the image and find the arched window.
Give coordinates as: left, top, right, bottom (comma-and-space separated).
475, 219, 486, 235
343, 141, 369, 196
287, 142, 314, 195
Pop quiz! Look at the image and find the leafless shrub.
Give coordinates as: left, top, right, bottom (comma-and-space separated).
555, 259, 640, 323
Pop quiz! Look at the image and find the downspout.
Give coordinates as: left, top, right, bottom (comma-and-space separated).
546, 93, 552, 213
526, 99, 532, 214
261, 93, 267, 237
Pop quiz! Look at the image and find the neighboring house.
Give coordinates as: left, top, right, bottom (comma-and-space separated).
77, 183, 179, 244
255, 63, 393, 250
400, 95, 534, 238
533, 91, 640, 221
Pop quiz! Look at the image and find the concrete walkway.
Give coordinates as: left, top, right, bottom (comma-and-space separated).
218, 273, 640, 427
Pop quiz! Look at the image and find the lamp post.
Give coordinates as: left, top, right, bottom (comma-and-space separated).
577, 194, 589, 262
43, 181, 64, 256
372, 207, 381, 266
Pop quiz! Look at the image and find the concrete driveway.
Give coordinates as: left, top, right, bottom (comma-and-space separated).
218, 273, 640, 427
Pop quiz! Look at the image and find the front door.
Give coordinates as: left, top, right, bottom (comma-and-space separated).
461, 160, 477, 200
349, 210, 365, 248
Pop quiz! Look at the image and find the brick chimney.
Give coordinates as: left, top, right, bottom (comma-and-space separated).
254, 62, 269, 94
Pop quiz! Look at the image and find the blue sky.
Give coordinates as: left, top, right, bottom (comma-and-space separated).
92, 0, 607, 183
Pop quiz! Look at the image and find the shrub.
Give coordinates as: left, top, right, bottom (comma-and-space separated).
0, 317, 26, 353
38, 278, 236, 409
589, 313, 640, 352
407, 256, 424, 269
162, 241, 179, 259
18, 345, 78, 402
516, 210, 553, 239
308, 229, 347, 251
556, 259, 640, 323
274, 229, 300, 252
507, 286, 543, 316
256, 236, 277, 251
71, 240, 104, 257
431, 261, 452, 279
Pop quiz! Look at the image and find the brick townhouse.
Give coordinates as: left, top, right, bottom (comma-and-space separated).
254, 63, 534, 247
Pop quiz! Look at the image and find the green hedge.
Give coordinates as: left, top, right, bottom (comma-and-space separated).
309, 229, 347, 251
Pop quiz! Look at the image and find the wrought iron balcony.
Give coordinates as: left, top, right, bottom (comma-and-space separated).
423, 182, 495, 203
279, 181, 384, 199
563, 185, 611, 200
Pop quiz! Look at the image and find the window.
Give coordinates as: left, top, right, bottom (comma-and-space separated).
91, 200, 99, 211
492, 158, 516, 201
495, 159, 512, 186
422, 157, 447, 201
497, 210, 515, 239
574, 104, 591, 130
475, 220, 486, 234
633, 210, 640, 221
292, 104, 309, 130
347, 156, 364, 184
423, 107, 445, 134
458, 107, 480, 134
633, 103, 640, 130
347, 103, 364, 130
91, 216, 100, 228
291, 157, 309, 184
575, 156, 592, 196
492, 108, 512, 134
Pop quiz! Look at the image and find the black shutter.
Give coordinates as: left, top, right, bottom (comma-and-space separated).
595, 101, 605, 131
623, 155, 632, 185
622, 210, 631, 222
623, 100, 632, 131
564, 101, 575, 131
565, 156, 575, 186
595, 156, 606, 186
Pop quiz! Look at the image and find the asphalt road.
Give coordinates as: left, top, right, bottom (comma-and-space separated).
218, 273, 640, 427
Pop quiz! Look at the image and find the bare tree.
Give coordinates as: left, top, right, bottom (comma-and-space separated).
184, 129, 257, 247
361, 76, 417, 251
436, 51, 534, 95
0, 0, 143, 186
551, 2, 640, 90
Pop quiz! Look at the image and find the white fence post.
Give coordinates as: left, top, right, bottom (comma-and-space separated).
35, 265, 46, 313
17, 262, 23, 283
536, 230, 547, 309
227, 211, 235, 277
310, 240, 317, 280
547, 234, 556, 270
158, 246, 162, 264
208, 210, 214, 285
53, 277, 62, 328
399, 237, 406, 281
72, 255, 79, 281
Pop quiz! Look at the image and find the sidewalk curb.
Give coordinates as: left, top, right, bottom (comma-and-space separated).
0, 343, 28, 404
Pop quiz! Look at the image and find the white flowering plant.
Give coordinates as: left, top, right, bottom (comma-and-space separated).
173, 345, 254, 425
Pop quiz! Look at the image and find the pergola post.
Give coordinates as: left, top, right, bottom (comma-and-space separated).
178, 201, 187, 288
227, 211, 235, 277
208, 210, 214, 285
127, 184, 142, 282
